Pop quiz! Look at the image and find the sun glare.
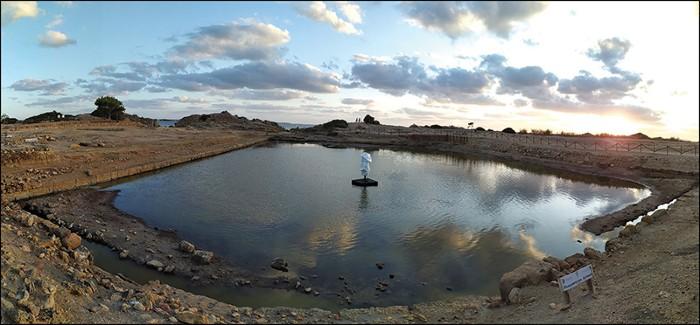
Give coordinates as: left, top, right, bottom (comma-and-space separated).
564, 115, 640, 136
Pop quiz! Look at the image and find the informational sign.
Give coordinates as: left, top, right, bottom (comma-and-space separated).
558, 264, 593, 292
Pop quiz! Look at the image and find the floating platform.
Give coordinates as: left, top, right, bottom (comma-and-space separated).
352, 178, 378, 187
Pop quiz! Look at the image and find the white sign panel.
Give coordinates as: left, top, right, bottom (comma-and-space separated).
558, 264, 593, 292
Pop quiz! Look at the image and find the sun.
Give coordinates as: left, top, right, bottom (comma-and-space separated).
565, 115, 641, 135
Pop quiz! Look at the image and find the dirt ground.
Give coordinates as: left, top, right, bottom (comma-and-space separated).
1, 121, 698, 324
1, 120, 271, 202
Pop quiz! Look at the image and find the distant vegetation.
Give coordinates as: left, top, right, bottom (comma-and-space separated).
92, 96, 126, 121
1, 114, 18, 124
502, 127, 516, 134
321, 119, 348, 129
363, 114, 380, 125
23, 110, 74, 124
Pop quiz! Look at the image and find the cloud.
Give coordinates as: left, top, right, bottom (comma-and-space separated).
145, 86, 168, 93
400, 1, 546, 39
342, 98, 374, 105
295, 1, 361, 35
1, 1, 39, 26
90, 65, 148, 81
587, 37, 631, 72
513, 99, 529, 107
77, 78, 146, 95
25, 95, 91, 108
46, 14, 63, 28
55, 1, 73, 7
479, 54, 558, 99
400, 107, 444, 117
350, 55, 495, 104
335, 1, 363, 24
159, 61, 340, 93
557, 70, 642, 105
39, 30, 76, 47
223, 89, 309, 101
168, 19, 290, 61
9, 79, 68, 95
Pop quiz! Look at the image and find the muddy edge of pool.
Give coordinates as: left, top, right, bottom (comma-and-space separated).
20, 188, 313, 294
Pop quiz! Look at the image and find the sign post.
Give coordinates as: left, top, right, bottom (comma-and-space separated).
558, 264, 594, 305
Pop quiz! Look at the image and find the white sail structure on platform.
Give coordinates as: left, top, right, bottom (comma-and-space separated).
360, 152, 372, 177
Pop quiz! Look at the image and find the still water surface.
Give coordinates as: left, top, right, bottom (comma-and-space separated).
102, 143, 649, 307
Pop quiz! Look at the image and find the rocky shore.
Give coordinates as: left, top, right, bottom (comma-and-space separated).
2, 120, 698, 323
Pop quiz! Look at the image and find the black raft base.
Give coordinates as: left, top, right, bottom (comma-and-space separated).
352, 178, 378, 187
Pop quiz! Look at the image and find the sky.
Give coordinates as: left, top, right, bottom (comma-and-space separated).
1, 1, 698, 140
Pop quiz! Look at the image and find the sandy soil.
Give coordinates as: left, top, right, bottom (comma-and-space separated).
1, 120, 271, 202
2, 121, 698, 323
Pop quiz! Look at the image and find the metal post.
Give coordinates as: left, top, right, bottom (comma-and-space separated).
562, 291, 571, 305
586, 279, 595, 296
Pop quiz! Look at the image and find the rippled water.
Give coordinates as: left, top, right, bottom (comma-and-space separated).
103, 143, 649, 307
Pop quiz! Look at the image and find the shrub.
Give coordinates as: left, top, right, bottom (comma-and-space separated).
518, 129, 528, 134
363, 114, 380, 125
475, 127, 485, 131
322, 119, 348, 129
502, 127, 516, 134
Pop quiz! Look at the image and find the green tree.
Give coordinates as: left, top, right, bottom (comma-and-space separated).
92, 96, 125, 120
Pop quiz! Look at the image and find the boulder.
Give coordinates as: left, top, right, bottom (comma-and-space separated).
72, 247, 92, 266
508, 288, 521, 304
542, 256, 563, 271
146, 260, 164, 269
176, 310, 210, 324
583, 247, 603, 260
605, 238, 624, 252
55, 227, 71, 240
499, 260, 555, 303
619, 224, 638, 238
179, 240, 195, 253
270, 258, 288, 272
564, 253, 586, 267
61, 233, 81, 250
192, 250, 213, 264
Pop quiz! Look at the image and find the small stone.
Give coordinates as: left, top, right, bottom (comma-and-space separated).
110, 293, 122, 302
376, 262, 384, 270
178, 240, 196, 253
62, 233, 82, 250
584, 247, 603, 260
389, 274, 395, 279
304, 287, 312, 294
271, 258, 289, 272
147, 260, 164, 269
164, 265, 175, 273
169, 316, 178, 322
192, 250, 213, 264
132, 301, 146, 311
508, 288, 521, 304
549, 303, 557, 310
119, 250, 129, 259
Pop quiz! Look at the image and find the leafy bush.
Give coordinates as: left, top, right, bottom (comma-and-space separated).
502, 127, 516, 134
